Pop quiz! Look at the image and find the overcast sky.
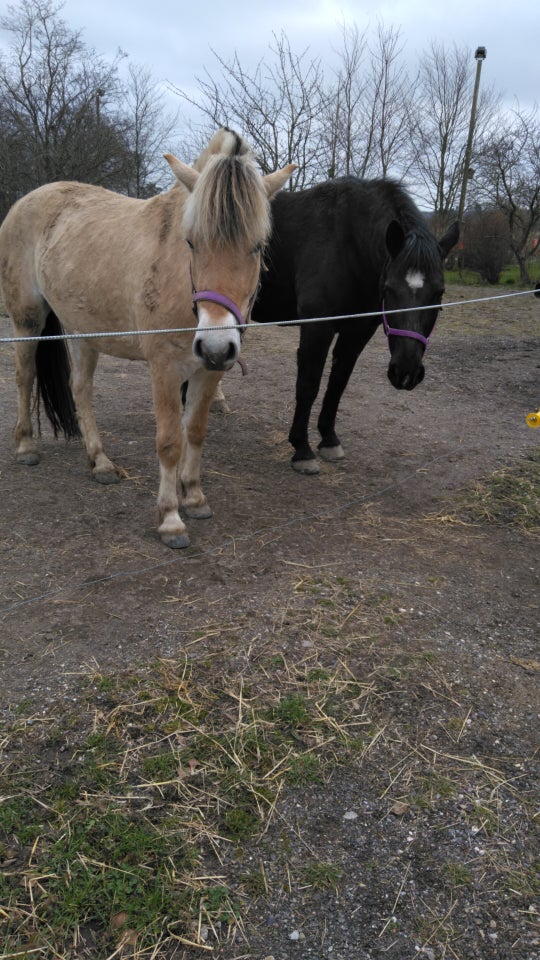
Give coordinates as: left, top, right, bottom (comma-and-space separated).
40, 0, 539, 125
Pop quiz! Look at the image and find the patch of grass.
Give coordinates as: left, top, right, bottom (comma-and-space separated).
0, 569, 537, 959
271, 692, 310, 727
445, 264, 540, 286
141, 750, 179, 780
302, 860, 342, 891
503, 863, 540, 898
223, 806, 260, 840
0, 794, 45, 845
444, 861, 473, 886
434, 450, 540, 531
0, 652, 374, 955
285, 752, 323, 785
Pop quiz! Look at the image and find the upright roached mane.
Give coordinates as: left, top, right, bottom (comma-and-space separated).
0, 128, 295, 547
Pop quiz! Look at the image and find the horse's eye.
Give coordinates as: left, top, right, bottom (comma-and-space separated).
185, 238, 194, 251
252, 242, 263, 256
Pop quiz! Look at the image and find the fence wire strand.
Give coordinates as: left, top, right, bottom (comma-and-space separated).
0, 287, 538, 345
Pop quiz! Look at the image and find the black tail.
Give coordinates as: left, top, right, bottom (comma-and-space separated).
35, 312, 81, 439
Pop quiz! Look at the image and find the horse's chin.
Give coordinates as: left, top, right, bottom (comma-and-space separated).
387, 363, 425, 391
201, 355, 237, 373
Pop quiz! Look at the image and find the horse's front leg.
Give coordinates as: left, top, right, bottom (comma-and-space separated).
179, 369, 222, 517
13, 335, 40, 465
317, 325, 379, 461
288, 323, 334, 474
70, 341, 119, 483
150, 361, 191, 549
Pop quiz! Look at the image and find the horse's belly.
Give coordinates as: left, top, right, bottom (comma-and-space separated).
82, 335, 144, 360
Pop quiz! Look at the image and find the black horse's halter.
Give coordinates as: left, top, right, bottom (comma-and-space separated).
381, 301, 433, 349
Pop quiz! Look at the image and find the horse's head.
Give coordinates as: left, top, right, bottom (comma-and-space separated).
381, 219, 459, 390
165, 139, 295, 372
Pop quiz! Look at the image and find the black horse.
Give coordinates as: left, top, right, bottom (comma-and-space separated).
251, 176, 459, 473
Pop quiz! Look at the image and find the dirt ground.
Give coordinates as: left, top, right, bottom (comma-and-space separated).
0, 285, 539, 959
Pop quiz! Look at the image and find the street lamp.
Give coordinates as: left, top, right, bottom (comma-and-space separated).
95, 88, 105, 126
457, 47, 487, 226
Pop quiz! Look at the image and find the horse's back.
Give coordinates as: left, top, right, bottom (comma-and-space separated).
255, 177, 388, 323
0, 182, 116, 320
0, 181, 172, 338
1, 181, 114, 243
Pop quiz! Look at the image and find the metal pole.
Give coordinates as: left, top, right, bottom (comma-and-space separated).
457, 47, 486, 226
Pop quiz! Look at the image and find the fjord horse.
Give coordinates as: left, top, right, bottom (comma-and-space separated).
0, 129, 294, 545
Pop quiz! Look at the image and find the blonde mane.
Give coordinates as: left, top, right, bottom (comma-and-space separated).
183, 152, 271, 250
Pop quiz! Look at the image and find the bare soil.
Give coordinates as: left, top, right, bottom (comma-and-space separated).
0, 285, 539, 959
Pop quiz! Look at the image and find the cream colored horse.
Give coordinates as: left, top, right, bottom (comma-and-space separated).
0, 129, 294, 547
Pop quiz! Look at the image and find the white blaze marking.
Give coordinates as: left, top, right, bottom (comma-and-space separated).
406, 270, 425, 291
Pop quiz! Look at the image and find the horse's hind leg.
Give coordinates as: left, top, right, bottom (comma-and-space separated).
14, 335, 40, 465
70, 340, 119, 484
288, 324, 334, 474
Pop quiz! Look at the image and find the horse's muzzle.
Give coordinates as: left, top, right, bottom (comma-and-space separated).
387, 360, 425, 391
193, 329, 241, 371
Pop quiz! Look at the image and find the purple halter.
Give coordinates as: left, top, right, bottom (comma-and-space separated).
192, 290, 247, 328
381, 301, 431, 350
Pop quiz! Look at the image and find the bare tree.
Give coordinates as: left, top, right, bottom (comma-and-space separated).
411, 42, 498, 224
122, 63, 179, 196
0, 0, 128, 199
353, 22, 414, 180
169, 32, 328, 188
173, 23, 415, 190
474, 105, 540, 283
324, 23, 368, 178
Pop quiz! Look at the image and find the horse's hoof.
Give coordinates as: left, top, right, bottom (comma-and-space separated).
183, 503, 213, 519
291, 458, 320, 475
161, 532, 191, 549
17, 452, 40, 466
318, 444, 345, 462
93, 470, 121, 485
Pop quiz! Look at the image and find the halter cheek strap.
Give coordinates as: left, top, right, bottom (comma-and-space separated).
381, 301, 431, 350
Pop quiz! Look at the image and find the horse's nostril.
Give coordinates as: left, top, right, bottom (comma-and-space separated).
226, 341, 236, 361
193, 338, 204, 360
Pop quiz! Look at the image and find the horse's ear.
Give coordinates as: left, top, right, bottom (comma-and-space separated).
385, 220, 406, 259
438, 220, 460, 259
164, 153, 199, 192
263, 164, 297, 199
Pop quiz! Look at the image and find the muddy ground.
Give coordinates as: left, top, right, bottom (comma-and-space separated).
0, 285, 539, 959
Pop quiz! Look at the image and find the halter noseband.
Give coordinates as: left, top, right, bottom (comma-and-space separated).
191, 286, 251, 375
381, 301, 431, 350
192, 290, 247, 328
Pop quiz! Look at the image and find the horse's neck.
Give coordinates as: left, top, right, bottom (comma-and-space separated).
144, 186, 187, 235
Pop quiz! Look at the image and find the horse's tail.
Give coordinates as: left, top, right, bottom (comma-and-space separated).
35, 311, 81, 439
